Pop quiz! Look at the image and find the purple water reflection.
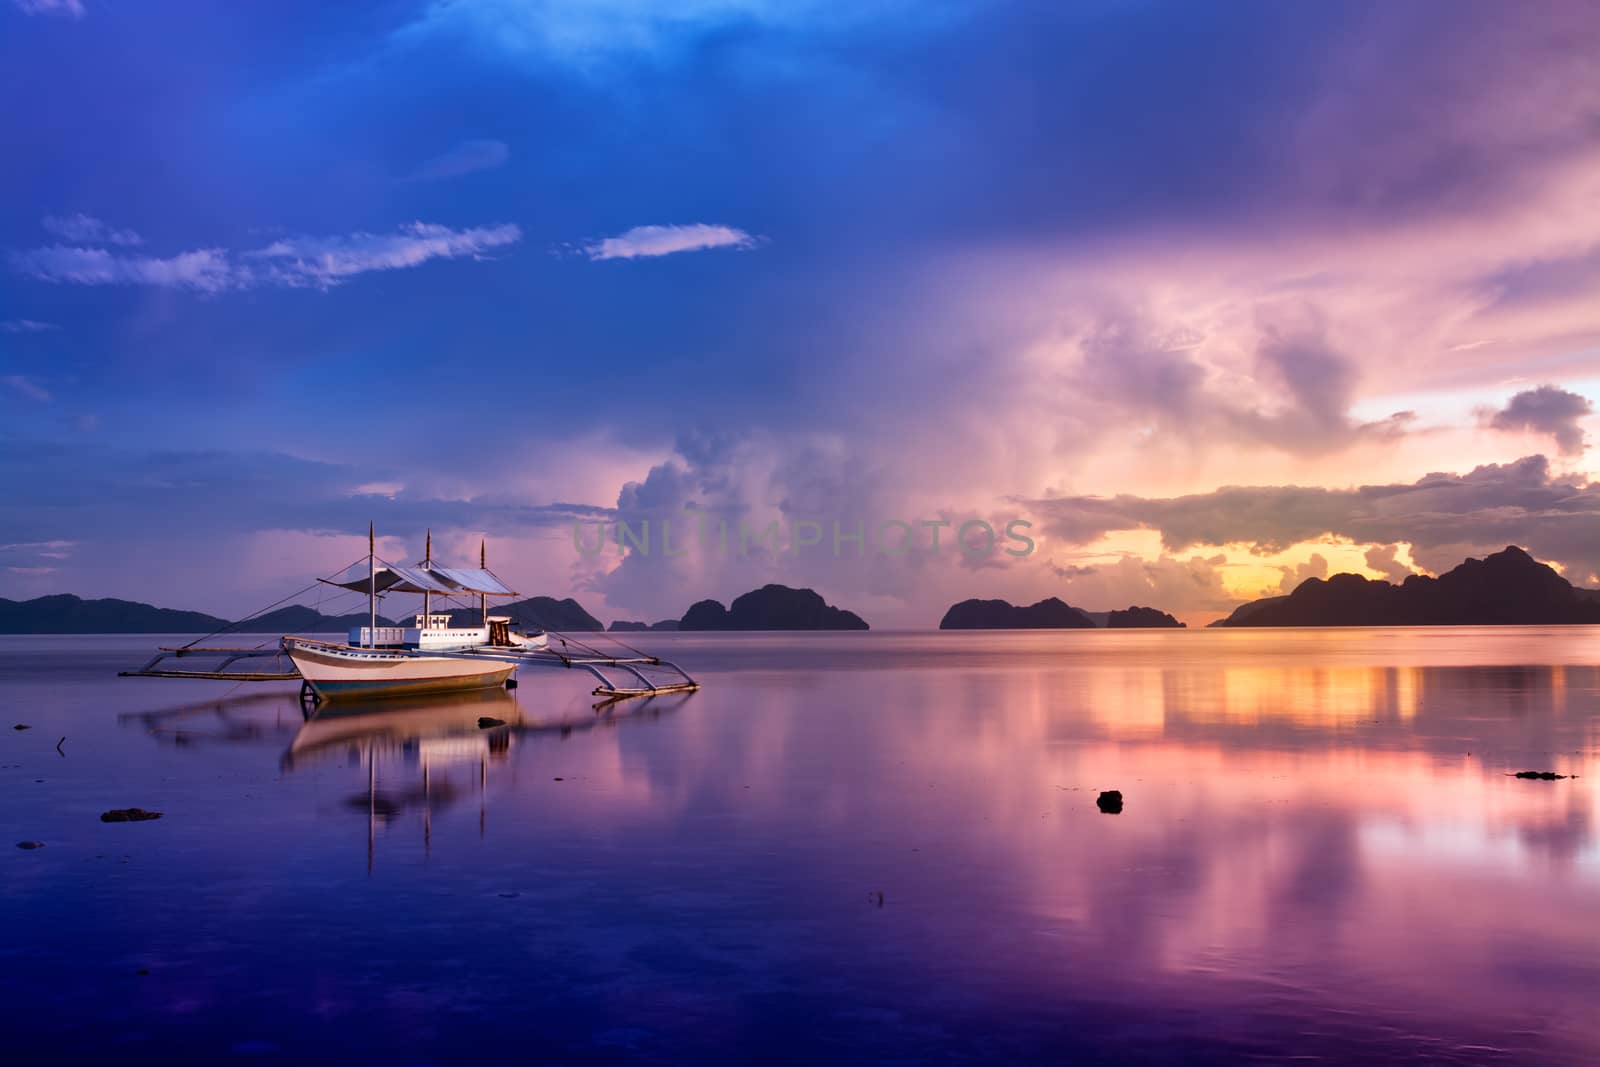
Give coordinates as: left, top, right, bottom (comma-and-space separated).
2, 630, 1597, 1064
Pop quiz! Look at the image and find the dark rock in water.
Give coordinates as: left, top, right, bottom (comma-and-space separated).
477, 716, 506, 729
1106, 606, 1185, 628
1096, 790, 1124, 814
100, 807, 162, 822
16, 840, 45, 849
13, 723, 30, 730
609, 619, 681, 632
681, 585, 869, 630
680, 599, 731, 630
1514, 771, 1570, 780
940, 597, 1094, 629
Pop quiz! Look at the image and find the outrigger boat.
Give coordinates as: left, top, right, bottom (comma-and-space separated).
121, 525, 699, 705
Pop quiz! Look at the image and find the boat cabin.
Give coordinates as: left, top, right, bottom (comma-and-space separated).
350, 615, 491, 650
348, 613, 519, 650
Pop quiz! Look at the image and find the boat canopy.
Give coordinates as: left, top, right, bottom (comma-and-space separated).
321, 562, 516, 597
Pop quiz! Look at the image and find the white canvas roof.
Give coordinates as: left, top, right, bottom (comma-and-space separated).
323, 561, 516, 597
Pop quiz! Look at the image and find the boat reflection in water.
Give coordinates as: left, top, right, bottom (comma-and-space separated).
123, 682, 689, 870
283, 688, 520, 870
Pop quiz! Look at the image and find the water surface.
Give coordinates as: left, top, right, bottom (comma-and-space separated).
3, 629, 1598, 1064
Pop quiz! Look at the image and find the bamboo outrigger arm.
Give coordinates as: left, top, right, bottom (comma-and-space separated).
118, 645, 299, 682
405, 645, 702, 699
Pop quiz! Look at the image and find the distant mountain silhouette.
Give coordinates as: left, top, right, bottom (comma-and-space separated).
1107, 606, 1185, 628
444, 596, 603, 632
939, 597, 1095, 629
680, 585, 869, 630
0, 592, 594, 635
608, 619, 680, 632
237, 605, 398, 633
1214, 546, 1600, 626
0, 594, 228, 634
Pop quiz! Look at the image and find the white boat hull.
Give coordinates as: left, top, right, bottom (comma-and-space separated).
284, 639, 515, 702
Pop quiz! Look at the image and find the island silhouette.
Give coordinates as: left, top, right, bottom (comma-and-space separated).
7, 546, 1597, 633
1210, 545, 1600, 627
939, 598, 1183, 629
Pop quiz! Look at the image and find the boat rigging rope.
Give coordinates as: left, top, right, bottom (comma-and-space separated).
178, 553, 371, 650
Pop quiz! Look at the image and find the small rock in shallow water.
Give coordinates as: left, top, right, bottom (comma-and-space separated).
477, 716, 506, 729
100, 808, 162, 822
1096, 790, 1124, 814
1514, 771, 1569, 780
16, 841, 45, 849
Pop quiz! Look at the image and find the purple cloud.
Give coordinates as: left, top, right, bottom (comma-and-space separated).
1487, 385, 1593, 455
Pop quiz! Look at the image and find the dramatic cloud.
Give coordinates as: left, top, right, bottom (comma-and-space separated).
41, 213, 141, 246
403, 139, 510, 182
0, 320, 58, 333
1026, 455, 1600, 580
10, 222, 521, 292
1486, 385, 1593, 456
11, 0, 84, 17
582, 224, 759, 261
1063, 307, 1415, 459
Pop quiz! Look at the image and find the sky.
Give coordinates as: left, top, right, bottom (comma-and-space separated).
3, 0, 1600, 627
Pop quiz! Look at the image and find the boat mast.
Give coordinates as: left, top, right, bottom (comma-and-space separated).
480, 538, 489, 628
368, 521, 376, 648
423, 528, 432, 622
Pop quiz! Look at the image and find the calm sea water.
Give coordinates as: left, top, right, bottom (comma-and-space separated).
3, 629, 1598, 1065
